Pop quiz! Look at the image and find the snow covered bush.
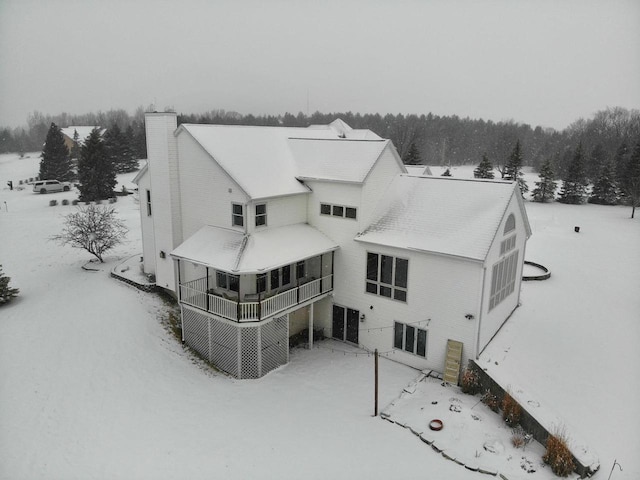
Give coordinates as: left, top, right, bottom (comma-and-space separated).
49, 199, 57, 206
0, 265, 19, 305
460, 367, 481, 394
62, 199, 69, 205
511, 425, 532, 449
502, 391, 522, 426
543, 433, 575, 477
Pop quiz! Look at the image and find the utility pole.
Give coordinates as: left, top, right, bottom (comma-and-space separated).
374, 349, 379, 416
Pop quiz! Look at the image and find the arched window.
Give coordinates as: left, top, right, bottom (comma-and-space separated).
504, 213, 516, 235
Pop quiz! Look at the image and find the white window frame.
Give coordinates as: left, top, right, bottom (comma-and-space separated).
320, 202, 357, 220
366, 252, 408, 302
146, 189, 152, 216
393, 321, 427, 357
500, 234, 516, 255
255, 203, 267, 227
489, 249, 519, 311
232, 203, 244, 227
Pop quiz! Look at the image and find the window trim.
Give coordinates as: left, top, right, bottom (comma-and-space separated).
146, 189, 152, 216
504, 213, 516, 234
216, 270, 239, 293
232, 203, 244, 227
489, 249, 519, 311
255, 203, 267, 227
393, 321, 427, 357
365, 252, 408, 302
320, 202, 357, 220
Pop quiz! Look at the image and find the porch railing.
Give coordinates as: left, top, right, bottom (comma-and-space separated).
180, 274, 333, 323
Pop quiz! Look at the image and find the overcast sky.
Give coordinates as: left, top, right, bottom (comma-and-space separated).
1, 0, 639, 130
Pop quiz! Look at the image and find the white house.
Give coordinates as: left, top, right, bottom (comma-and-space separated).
135, 112, 531, 379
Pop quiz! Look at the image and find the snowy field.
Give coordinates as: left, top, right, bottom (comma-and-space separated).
1, 154, 638, 480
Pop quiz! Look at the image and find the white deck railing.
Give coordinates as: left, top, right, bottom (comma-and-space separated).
179, 274, 333, 322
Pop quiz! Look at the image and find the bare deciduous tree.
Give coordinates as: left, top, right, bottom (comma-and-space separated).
51, 205, 127, 263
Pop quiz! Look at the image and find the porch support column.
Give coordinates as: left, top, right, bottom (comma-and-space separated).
308, 303, 314, 349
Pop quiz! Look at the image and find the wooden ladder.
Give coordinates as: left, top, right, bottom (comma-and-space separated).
443, 339, 463, 385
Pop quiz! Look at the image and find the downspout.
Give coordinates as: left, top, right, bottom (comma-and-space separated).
475, 265, 487, 360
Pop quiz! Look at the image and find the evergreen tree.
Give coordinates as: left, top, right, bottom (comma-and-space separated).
588, 161, 618, 205
586, 143, 606, 182
558, 143, 588, 204
532, 158, 557, 203
504, 140, 528, 195
39, 123, 73, 181
70, 129, 81, 160
77, 128, 116, 201
474, 154, 495, 179
621, 140, 640, 218
122, 125, 140, 172
104, 124, 130, 173
402, 142, 422, 165
0, 265, 19, 305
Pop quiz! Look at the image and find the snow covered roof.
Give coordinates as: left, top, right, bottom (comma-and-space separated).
404, 165, 433, 176
356, 175, 521, 262
291, 138, 389, 183
170, 223, 338, 274
177, 121, 383, 200
60, 126, 105, 144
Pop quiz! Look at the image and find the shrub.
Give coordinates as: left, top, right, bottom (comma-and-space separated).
109, 197, 117, 204
49, 199, 58, 206
482, 390, 500, 412
0, 265, 20, 305
62, 199, 69, 205
511, 425, 532, 449
543, 433, 575, 477
72, 199, 79, 205
502, 391, 522, 426
460, 367, 481, 394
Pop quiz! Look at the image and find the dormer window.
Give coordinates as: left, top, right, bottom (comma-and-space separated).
232, 203, 244, 227
255, 203, 267, 227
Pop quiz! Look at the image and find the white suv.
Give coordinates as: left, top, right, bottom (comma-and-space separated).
32, 180, 72, 194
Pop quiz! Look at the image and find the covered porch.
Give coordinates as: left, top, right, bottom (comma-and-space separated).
172, 223, 338, 323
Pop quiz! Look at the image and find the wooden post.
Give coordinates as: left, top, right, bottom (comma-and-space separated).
374, 349, 379, 416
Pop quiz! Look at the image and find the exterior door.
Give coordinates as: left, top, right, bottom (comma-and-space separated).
332, 305, 359, 345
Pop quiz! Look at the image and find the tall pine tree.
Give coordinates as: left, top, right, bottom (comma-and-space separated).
532, 158, 557, 203
504, 140, 528, 195
77, 128, 116, 201
122, 125, 140, 172
39, 123, 74, 181
558, 143, 588, 204
403, 142, 421, 165
474, 154, 495, 179
621, 140, 640, 218
588, 161, 618, 205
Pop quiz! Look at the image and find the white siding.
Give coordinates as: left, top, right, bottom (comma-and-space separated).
176, 131, 249, 240
246, 194, 308, 234
477, 191, 528, 353
332, 241, 482, 373
145, 113, 181, 292
360, 144, 405, 226
136, 170, 156, 277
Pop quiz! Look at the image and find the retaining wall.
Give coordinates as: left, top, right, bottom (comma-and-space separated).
468, 360, 596, 478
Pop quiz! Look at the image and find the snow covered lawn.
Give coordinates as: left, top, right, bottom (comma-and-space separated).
0, 153, 474, 479
1, 156, 638, 479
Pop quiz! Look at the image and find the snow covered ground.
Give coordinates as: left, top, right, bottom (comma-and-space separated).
1, 155, 638, 479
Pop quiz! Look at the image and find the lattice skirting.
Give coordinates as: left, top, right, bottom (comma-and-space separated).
182, 305, 289, 379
